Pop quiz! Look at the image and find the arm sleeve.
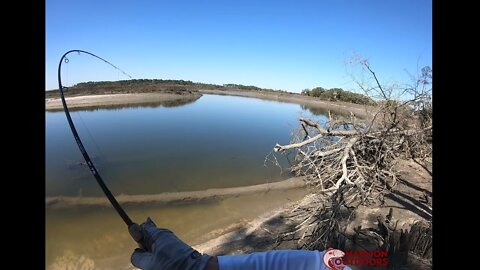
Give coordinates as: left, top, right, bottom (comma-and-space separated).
217, 250, 352, 270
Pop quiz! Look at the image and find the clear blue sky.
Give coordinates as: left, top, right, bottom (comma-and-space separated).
46, 0, 432, 93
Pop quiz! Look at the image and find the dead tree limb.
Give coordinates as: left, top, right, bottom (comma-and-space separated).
270, 60, 432, 254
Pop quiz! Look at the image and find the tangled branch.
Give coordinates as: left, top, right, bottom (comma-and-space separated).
271, 60, 432, 251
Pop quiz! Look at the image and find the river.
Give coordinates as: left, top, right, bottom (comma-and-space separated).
46, 94, 331, 269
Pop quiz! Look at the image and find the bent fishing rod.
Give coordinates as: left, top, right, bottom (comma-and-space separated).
57, 50, 146, 248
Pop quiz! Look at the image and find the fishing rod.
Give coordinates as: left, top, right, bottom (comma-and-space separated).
57, 50, 146, 249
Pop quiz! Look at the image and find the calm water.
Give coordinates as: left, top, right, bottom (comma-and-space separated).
45, 94, 330, 269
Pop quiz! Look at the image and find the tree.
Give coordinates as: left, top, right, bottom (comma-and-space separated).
301, 88, 311, 95
270, 57, 432, 252
309, 87, 326, 97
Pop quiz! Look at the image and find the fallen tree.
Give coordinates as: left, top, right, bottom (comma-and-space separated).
269, 58, 432, 265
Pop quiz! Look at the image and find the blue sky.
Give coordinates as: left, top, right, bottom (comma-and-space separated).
46, 0, 432, 93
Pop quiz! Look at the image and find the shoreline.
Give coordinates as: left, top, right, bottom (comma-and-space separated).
45, 92, 201, 111
45, 90, 373, 117
199, 89, 372, 117
46, 177, 306, 209
192, 195, 306, 255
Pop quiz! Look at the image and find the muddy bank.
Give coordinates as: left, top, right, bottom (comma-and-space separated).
46, 177, 306, 209
199, 89, 372, 118
45, 92, 201, 111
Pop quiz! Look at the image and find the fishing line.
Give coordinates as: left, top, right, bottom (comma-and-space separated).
57, 50, 146, 249
66, 53, 108, 171
73, 111, 108, 166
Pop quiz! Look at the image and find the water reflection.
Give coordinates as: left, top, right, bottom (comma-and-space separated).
300, 104, 350, 117
46, 95, 200, 112
46, 95, 321, 197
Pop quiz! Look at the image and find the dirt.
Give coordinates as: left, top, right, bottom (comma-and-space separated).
348, 158, 432, 232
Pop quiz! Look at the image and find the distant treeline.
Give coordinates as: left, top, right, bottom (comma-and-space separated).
45, 79, 287, 99
301, 87, 375, 105
75, 79, 222, 89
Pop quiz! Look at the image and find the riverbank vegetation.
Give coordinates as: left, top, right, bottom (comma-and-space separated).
301, 87, 375, 105
45, 79, 289, 99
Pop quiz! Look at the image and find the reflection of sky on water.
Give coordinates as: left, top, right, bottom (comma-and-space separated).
45, 94, 333, 269
46, 94, 328, 197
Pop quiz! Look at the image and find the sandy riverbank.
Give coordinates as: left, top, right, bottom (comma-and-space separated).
46, 177, 306, 209
46, 90, 374, 117
45, 92, 201, 111
199, 89, 372, 118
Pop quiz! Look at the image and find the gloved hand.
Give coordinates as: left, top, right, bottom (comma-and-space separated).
131, 217, 212, 270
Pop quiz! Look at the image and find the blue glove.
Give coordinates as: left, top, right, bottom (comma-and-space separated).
131, 217, 212, 270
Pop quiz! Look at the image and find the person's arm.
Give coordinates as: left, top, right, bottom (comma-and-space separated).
131, 218, 351, 270
131, 217, 211, 270
217, 250, 335, 270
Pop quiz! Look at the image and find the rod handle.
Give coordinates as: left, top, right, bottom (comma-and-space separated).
128, 223, 149, 251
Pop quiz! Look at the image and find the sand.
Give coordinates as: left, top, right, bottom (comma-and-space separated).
45, 92, 201, 111
45, 177, 307, 209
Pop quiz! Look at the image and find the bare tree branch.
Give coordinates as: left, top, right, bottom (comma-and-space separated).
269, 60, 432, 253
